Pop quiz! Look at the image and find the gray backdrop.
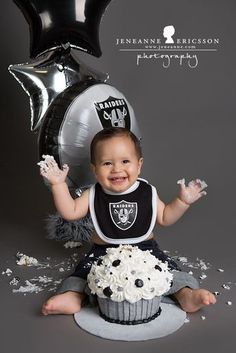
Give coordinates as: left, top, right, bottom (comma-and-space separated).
0, 0, 235, 352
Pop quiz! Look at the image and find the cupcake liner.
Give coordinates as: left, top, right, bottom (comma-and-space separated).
97, 296, 161, 324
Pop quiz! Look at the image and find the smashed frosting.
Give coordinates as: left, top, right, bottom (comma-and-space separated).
16, 252, 38, 266
87, 245, 173, 304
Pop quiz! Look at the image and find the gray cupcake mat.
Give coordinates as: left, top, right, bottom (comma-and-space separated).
74, 301, 186, 341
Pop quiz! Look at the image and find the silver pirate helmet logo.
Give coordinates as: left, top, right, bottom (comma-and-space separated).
109, 200, 137, 230
95, 96, 131, 129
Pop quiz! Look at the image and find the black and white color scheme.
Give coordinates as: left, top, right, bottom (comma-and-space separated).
94, 96, 131, 129
109, 200, 138, 230
89, 179, 157, 244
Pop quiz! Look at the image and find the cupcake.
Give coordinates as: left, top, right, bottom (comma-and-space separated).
87, 245, 173, 325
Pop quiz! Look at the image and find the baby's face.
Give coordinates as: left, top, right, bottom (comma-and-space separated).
91, 136, 143, 193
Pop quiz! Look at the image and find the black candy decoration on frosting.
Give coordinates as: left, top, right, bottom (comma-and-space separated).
97, 259, 103, 266
155, 264, 162, 271
135, 279, 144, 287
103, 286, 113, 297
112, 259, 121, 267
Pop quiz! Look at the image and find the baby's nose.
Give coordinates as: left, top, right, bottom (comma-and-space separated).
112, 163, 122, 172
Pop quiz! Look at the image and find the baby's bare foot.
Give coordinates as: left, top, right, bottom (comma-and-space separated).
42, 291, 84, 315
174, 288, 216, 313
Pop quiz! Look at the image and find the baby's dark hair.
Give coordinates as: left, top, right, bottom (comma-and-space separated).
90, 127, 142, 164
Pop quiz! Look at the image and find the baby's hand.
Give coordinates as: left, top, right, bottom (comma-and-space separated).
37, 155, 69, 185
177, 178, 207, 205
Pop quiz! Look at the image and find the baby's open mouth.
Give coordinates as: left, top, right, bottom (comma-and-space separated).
109, 177, 127, 182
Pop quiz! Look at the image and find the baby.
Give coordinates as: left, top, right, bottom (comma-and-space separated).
39, 127, 216, 315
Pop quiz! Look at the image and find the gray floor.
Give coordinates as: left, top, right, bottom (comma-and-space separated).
1, 0, 236, 352
1, 175, 235, 352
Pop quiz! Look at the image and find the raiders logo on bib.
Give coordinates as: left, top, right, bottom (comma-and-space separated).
109, 201, 138, 230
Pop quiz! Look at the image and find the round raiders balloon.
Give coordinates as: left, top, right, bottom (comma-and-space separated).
38, 81, 141, 193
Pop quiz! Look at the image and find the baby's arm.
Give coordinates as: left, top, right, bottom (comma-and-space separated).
157, 178, 207, 226
38, 155, 89, 221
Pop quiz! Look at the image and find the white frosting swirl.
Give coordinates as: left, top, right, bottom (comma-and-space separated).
87, 245, 173, 304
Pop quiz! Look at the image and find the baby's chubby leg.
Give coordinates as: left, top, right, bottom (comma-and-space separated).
165, 271, 216, 313
42, 275, 88, 315
173, 288, 216, 313
42, 291, 85, 315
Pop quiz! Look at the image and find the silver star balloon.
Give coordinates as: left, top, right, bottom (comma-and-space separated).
8, 49, 108, 131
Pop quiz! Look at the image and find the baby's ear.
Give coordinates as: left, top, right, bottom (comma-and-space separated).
90, 163, 96, 174
138, 157, 143, 174
139, 157, 144, 167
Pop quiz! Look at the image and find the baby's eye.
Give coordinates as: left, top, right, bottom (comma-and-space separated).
122, 160, 130, 164
103, 161, 112, 166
